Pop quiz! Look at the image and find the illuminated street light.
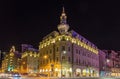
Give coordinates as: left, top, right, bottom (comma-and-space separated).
63, 51, 66, 54
44, 55, 47, 59
107, 59, 110, 63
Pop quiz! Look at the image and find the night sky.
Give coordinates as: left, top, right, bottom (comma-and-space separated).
0, 0, 120, 51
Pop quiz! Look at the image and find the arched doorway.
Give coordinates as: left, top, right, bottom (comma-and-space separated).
76, 68, 81, 77
82, 69, 86, 77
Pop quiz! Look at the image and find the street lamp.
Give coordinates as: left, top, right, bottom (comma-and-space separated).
44, 55, 47, 59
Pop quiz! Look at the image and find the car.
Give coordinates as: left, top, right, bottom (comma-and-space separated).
12, 73, 21, 77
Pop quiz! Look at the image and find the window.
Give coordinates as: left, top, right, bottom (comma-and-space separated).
68, 47, 70, 52
62, 46, 65, 51
40, 53, 42, 56
56, 47, 58, 52
62, 56, 65, 60
79, 59, 80, 65
50, 58, 52, 63
79, 50, 80, 55
46, 50, 48, 54
46, 59, 48, 63
88, 53, 89, 57
68, 57, 71, 62
76, 58, 78, 65
62, 36, 66, 41
50, 49, 52, 54
76, 49, 78, 54
56, 57, 58, 62
43, 60, 44, 64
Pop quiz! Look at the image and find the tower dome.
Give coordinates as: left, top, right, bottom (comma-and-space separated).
57, 7, 69, 34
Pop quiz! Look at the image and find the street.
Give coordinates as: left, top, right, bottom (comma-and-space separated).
4, 76, 120, 79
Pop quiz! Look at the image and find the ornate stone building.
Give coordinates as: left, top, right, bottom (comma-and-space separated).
1, 46, 21, 73
39, 7, 99, 77
21, 44, 39, 74
103, 50, 120, 77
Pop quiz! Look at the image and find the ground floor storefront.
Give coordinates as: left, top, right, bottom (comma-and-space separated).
39, 65, 99, 78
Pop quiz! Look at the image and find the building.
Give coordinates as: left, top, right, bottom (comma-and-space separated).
21, 44, 39, 74
0, 50, 1, 72
39, 7, 99, 77
99, 50, 106, 77
1, 46, 21, 73
0, 52, 8, 72
103, 50, 120, 77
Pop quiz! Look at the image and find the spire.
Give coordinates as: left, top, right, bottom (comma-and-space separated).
60, 6, 67, 24
57, 7, 69, 34
62, 6, 65, 13
10, 46, 15, 53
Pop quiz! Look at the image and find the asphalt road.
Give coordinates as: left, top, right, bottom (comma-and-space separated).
6, 76, 120, 79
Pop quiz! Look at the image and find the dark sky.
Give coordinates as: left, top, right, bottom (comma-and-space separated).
0, 0, 120, 51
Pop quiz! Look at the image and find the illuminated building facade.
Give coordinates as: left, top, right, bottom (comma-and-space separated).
1, 46, 21, 73
99, 50, 106, 76
103, 50, 120, 77
21, 44, 39, 74
0, 50, 1, 72
39, 7, 99, 77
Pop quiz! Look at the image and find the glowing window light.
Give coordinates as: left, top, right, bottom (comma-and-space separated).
40, 69, 42, 72
76, 68, 81, 72
96, 50, 98, 54
86, 69, 89, 73
86, 45, 88, 49
34, 54, 36, 57
82, 69, 86, 75
71, 38, 74, 43
107, 59, 110, 63
41, 45, 43, 48
77, 41, 80, 45
30, 53, 32, 57
23, 62, 25, 64
55, 68, 58, 71
10, 53, 14, 56
47, 41, 50, 45
44, 55, 47, 59
8, 66, 13, 71
82, 43, 85, 48
63, 51, 66, 54
58, 36, 61, 41
51, 39, 55, 43
66, 38, 69, 41
44, 43, 46, 47
88, 46, 91, 50
70, 68, 72, 72
89, 47, 92, 51
74, 39, 76, 44
80, 43, 83, 47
